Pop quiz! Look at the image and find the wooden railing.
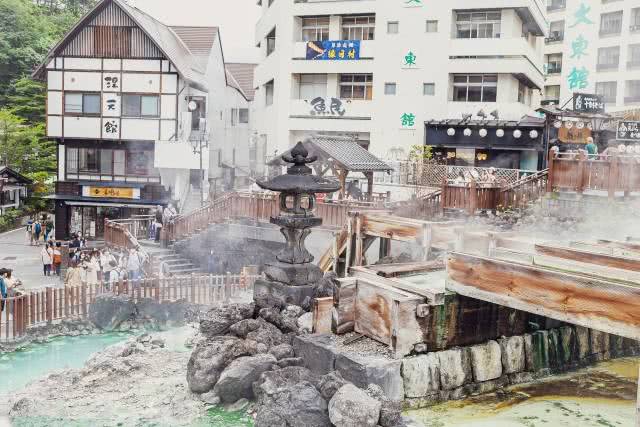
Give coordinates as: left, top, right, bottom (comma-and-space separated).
499, 169, 549, 210
391, 189, 443, 219
104, 219, 141, 250
547, 152, 640, 198
163, 192, 387, 244
441, 181, 502, 215
0, 273, 260, 341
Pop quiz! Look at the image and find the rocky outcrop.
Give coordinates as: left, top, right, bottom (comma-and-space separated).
213, 354, 277, 403
186, 336, 246, 394
88, 293, 136, 331
200, 303, 255, 338
468, 341, 502, 382
328, 384, 381, 427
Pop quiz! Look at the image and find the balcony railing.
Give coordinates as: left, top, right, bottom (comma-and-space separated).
547, 3, 566, 12
545, 32, 564, 43
546, 65, 562, 74
596, 62, 619, 72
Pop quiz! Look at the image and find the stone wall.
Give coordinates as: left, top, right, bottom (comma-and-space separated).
402, 325, 640, 408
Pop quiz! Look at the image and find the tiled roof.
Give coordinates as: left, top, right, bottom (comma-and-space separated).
170, 26, 218, 69
225, 63, 257, 101
311, 136, 393, 172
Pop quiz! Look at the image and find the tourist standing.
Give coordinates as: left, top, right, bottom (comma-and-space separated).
126, 248, 142, 282
26, 220, 34, 246
86, 251, 100, 286
33, 220, 42, 245
64, 262, 83, 287
0, 269, 6, 312
41, 243, 53, 276
44, 218, 54, 242
52, 242, 62, 276
207, 250, 216, 274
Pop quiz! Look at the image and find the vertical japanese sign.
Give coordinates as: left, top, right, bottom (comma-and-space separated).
403, 0, 423, 7
566, 3, 594, 92
102, 119, 120, 139
306, 40, 360, 61
102, 73, 120, 92
103, 95, 121, 117
400, 113, 416, 130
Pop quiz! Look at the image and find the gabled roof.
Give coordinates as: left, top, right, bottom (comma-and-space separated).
225, 63, 257, 101
0, 167, 33, 185
33, 0, 208, 92
270, 136, 393, 173
170, 26, 218, 69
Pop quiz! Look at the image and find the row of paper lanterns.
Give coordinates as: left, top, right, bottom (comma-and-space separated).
447, 128, 539, 139
553, 120, 592, 130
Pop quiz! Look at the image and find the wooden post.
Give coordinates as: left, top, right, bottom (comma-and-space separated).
332, 232, 339, 274
637, 365, 640, 427
225, 272, 231, 303
354, 213, 363, 267
45, 287, 53, 324
344, 215, 354, 277
364, 171, 374, 202
609, 155, 619, 200
577, 151, 587, 194
546, 150, 555, 193
469, 180, 478, 216
421, 224, 432, 261
441, 178, 447, 215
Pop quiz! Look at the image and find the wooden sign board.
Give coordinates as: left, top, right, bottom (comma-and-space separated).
559, 126, 592, 144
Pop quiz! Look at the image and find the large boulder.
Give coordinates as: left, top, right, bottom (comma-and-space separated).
318, 371, 348, 401
402, 353, 440, 397
498, 336, 526, 375
254, 367, 328, 427
245, 319, 288, 348
437, 348, 471, 390
199, 303, 255, 338
88, 293, 136, 331
186, 336, 248, 393
365, 384, 402, 427
328, 384, 381, 427
213, 354, 277, 403
468, 341, 502, 382
269, 344, 295, 360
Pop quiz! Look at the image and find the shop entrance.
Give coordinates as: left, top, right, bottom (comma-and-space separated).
68, 206, 152, 239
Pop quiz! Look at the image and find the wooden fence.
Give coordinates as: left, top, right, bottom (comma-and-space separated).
441, 181, 502, 215
548, 152, 640, 198
0, 273, 260, 341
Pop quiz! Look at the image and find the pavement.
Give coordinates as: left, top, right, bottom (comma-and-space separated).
0, 227, 63, 291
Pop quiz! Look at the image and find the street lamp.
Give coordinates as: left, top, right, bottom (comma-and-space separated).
188, 106, 209, 207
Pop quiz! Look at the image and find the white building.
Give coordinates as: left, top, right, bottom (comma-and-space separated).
252, 0, 548, 169
543, 0, 640, 113
34, 0, 256, 239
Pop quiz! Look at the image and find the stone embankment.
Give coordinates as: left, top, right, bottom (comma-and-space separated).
186, 296, 420, 427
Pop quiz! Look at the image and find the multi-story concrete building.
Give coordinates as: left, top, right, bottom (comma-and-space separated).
252, 0, 548, 170
543, 0, 640, 112
34, 0, 256, 239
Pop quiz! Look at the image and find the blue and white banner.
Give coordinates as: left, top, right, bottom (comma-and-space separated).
306, 40, 361, 61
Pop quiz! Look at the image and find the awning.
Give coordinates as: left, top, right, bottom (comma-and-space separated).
64, 201, 156, 209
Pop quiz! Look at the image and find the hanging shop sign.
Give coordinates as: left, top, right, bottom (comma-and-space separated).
572, 93, 605, 114
308, 97, 346, 116
83, 186, 140, 199
616, 121, 640, 142
559, 126, 592, 144
306, 40, 360, 61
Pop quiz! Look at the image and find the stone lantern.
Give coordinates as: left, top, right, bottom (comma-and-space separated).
254, 142, 340, 306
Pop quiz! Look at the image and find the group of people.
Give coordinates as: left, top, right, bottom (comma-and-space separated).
26, 216, 54, 246
148, 204, 177, 243
64, 247, 149, 288
451, 167, 501, 186
0, 268, 22, 311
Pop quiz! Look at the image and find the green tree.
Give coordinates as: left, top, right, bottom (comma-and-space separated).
6, 77, 46, 124
0, 109, 55, 175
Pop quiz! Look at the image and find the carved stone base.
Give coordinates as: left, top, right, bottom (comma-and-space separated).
264, 261, 324, 287
254, 278, 316, 308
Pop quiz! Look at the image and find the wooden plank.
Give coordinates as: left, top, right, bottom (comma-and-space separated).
447, 252, 640, 340
312, 297, 333, 334
350, 266, 444, 305
333, 278, 356, 334
536, 243, 640, 272
598, 239, 640, 254
365, 260, 445, 278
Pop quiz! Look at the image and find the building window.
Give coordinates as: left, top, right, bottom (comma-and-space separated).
547, 0, 566, 12
456, 11, 501, 39
597, 46, 620, 71
339, 74, 373, 100
301, 17, 329, 41
384, 83, 397, 95
298, 74, 327, 99
265, 80, 274, 106
632, 8, 640, 31
625, 80, 640, 103
426, 20, 438, 33
452, 74, 497, 102
546, 20, 565, 42
600, 11, 623, 36
66, 147, 133, 177
387, 21, 399, 34
231, 108, 250, 126
122, 94, 159, 117
518, 82, 526, 104
596, 81, 617, 103
266, 28, 276, 56
629, 44, 640, 68
341, 15, 375, 40
423, 83, 435, 96
64, 93, 100, 115
545, 53, 563, 74
543, 85, 561, 103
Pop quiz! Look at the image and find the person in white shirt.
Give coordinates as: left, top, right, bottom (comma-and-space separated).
126, 248, 142, 281
41, 244, 53, 276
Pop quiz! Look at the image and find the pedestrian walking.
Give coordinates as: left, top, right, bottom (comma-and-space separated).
44, 218, 54, 242
64, 262, 83, 287
0, 269, 7, 312
26, 220, 34, 246
52, 242, 62, 276
41, 243, 53, 276
126, 247, 142, 282
33, 220, 42, 245
87, 250, 100, 286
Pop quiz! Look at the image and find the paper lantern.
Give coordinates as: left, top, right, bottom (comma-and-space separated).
447, 128, 456, 136
618, 144, 627, 153
513, 129, 522, 139
463, 128, 472, 137
496, 129, 505, 138
529, 130, 539, 139
576, 121, 585, 130
565, 121, 574, 129
553, 120, 563, 129
479, 129, 488, 137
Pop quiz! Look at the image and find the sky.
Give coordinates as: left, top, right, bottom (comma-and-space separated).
128, 0, 261, 63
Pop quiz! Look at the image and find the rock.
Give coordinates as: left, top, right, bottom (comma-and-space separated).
213, 354, 277, 403
88, 294, 136, 331
413, 343, 428, 354
574, 326, 590, 360
200, 390, 220, 405
227, 398, 249, 412
335, 353, 404, 402
328, 384, 381, 427
254, 367, 328, 427
280, 305, 303, 333
245, 319, 288, 348
292, 334, 337, 375
468, 341, 502, 382
437, 348, 471, 390
259, 307, 283, 328
186, 336, 247, 394
365, 384, 402, 427
313, 272, 337, 298
297, 312, 313, 334
229, 319, 263, 338
402, 353, 440, 397
277, 357, 304, 368
199, 303, 255, 338
318, 371, 348, 401
269, 343, 295, 360
498, 336, 525, 375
